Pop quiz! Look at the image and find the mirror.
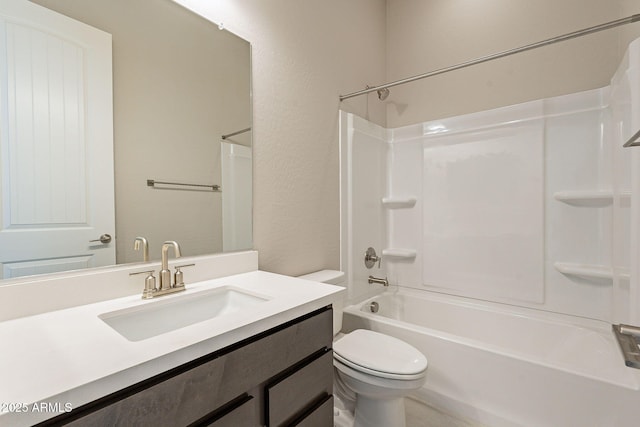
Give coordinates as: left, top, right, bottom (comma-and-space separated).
0, 0, 251, 281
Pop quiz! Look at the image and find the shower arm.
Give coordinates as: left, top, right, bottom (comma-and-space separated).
339, 14, 640, 101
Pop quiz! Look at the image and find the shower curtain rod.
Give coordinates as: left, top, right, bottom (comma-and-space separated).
221, 127, 252, 140
339, 14, 640, 101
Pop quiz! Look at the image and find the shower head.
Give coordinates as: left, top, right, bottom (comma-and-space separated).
366, 85, 390, 101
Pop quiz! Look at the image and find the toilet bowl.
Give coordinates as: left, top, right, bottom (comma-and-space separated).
298, 270, 428, 427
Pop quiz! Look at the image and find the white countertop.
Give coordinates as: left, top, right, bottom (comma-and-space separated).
0, 270, 344, 426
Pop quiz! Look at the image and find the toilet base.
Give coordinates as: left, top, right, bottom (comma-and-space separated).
333, 357, 423, 427
334, 395, 355, 427
333, 394, 407, 427
354, 396, 406, 427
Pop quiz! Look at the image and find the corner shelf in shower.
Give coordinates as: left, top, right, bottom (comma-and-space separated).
553, 190, 630, 207
381, 197, 417, 209
382, 248, 417, 259
553, 262, 630, 281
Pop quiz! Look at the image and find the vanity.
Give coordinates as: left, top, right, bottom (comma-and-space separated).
0, 251, 344, 427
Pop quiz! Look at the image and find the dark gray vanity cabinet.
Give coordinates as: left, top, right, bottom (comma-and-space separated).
37, 306, 334, 427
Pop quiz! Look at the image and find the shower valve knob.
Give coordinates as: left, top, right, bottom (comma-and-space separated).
364, 247, 381, 269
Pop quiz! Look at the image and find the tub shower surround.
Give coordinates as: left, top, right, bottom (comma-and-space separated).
339, 38, 640, 425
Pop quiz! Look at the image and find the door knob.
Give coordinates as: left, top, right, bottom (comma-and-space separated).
89, 233, 112, 244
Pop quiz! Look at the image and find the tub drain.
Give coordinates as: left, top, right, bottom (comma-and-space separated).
369, 301, 379, 313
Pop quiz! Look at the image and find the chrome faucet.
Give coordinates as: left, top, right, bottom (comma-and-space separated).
160, 241, 182, 291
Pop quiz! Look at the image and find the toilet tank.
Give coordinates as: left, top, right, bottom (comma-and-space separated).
298, 270, 345, 335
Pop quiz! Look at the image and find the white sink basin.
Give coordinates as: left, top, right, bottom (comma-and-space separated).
99, 286, 270, 341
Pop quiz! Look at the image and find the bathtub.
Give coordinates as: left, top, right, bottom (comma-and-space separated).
342, 289, 640, 427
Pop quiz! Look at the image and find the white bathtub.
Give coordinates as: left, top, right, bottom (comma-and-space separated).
342, 289, 640, 427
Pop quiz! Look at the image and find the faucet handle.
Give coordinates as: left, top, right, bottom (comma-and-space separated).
175, 263, 195, 269
364, 247, 382, 269
173, 263, 195, 287
130, 270, 157, 299
129, 269, 155, 277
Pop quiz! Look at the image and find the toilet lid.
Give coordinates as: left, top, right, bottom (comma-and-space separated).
333, 329, 427, 378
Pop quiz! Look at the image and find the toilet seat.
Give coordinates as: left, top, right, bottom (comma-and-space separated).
333, 329, 428, 380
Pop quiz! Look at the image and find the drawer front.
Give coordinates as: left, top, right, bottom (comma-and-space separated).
54, 307, 333, 427
294, 395, 334, 427
204, 395, 257, 427
266, 350, 333, 427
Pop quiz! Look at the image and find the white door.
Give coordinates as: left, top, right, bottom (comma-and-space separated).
0, 0, 114, 279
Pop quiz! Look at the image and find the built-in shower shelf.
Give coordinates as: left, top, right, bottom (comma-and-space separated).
381, 197, 417, 209
554, 262, 630, 281
553, 190, 630, 207
382, 248, 417, 259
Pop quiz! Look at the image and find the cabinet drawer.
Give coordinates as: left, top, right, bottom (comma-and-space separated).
201, 395, 257, 427
294, 395, 333, 427
266, 350, 333, 427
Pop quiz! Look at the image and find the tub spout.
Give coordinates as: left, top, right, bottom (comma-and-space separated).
368, 275, 389, 286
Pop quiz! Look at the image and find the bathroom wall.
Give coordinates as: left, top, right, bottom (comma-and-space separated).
386, 0, 640, 127
174, 0, 387, 275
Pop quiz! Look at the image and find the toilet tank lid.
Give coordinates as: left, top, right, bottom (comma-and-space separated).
298, 270, 345, 285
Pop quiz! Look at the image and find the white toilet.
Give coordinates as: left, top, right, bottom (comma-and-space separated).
298, 270, 428, 427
